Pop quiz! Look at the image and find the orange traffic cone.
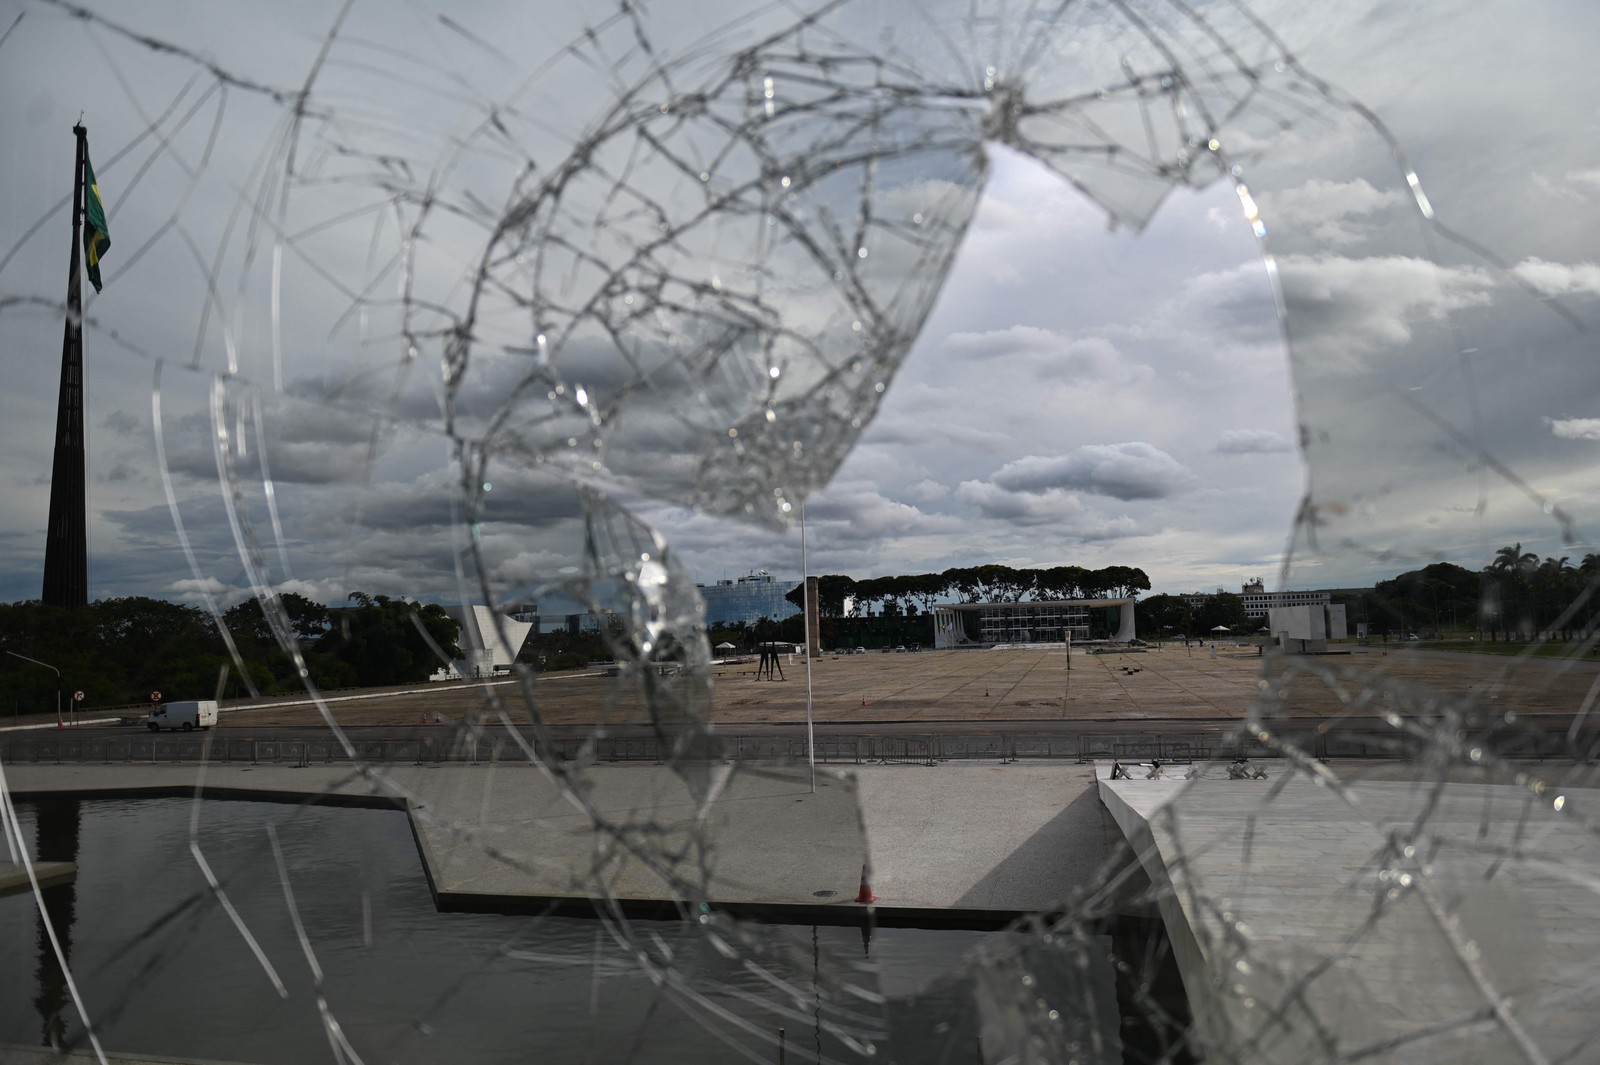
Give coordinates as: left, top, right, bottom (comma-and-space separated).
855, 865, 876, 904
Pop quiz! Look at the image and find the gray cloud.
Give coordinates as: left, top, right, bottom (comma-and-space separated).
3, 0, 1598, 609
952, 479, 1143, 537
989, 443, 1190, 501
102, 410, 143, 435
1217, 429, 1295, 455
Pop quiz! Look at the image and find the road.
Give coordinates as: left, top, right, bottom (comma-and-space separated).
18, 709, 1584, 744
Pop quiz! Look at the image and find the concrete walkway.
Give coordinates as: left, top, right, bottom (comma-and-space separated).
1099, 763, 1600, 1064
3, 760, 1121, 925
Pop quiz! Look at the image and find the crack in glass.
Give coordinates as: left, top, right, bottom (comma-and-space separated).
2, 1, 1597, 1063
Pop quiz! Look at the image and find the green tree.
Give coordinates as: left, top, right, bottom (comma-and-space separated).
784, 575, 857, 617
904, 573, 952, 611
1032, 565, 1085, 601
1135, 594, 1189, 638
1098, 566, 1151, 600
1485, 543, 1539, 640
320, 594, 462, 686
223, 592, 345, 692
1194, 593, 1248, 634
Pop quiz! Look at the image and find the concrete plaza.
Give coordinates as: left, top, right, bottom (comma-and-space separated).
182, 644, 1600, 728
3, 760, 1123, 924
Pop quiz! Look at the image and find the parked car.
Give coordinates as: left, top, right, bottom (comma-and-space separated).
853, 646, 866, 654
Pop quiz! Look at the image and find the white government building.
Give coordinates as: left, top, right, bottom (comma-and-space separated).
1182, 579, 1335, 619
931, 598, 1138, 648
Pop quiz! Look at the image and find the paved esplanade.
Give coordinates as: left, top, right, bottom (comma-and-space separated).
4, 761, 1119, 923
1099, 764, 1600, 1063
0, 1050, 259, 1065
9, 645, 1596, 733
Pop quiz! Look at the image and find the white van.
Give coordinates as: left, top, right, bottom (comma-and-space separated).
146, 700, 219, 732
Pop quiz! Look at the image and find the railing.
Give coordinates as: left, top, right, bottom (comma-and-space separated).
0, 725, 1569, 767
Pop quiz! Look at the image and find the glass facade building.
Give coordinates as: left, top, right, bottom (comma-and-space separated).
697, 571, 801, 627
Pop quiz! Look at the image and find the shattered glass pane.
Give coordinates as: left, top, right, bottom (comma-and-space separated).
3, 0, 1599, 1062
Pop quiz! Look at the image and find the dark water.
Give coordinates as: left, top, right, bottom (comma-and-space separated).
0, 797, 1176, 1064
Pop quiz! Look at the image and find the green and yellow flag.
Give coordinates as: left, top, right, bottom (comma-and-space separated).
82, 152, 110, 293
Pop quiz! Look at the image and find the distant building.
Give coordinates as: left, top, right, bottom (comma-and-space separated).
531, 612, 608, 635
1268, 602, 1349, 653
931, 599, 1137, 647
1181, 580, 1335, 619
431, 604, 533, 680
697, 570, 801, 627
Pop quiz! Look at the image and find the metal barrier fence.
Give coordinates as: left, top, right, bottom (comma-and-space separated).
0, 726, 1570, 766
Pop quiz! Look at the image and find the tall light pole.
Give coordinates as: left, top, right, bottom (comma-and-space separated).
801, 503, 816, 794
6, 650, 63, 726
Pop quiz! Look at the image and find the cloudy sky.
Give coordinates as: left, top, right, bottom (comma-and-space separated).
2, 0, 1598, 614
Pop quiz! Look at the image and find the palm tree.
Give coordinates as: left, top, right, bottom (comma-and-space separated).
1533, 556, 1571, 638
1492, 542, 1538, 577
1487, 544, 1538, 640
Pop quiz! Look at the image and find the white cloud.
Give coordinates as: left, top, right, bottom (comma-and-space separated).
1266, 178, 1403, 245
990, 443, 1190, 501
1545, 417, 1600, 442
1512, 258, 1600, 297
165, 575, 241, 607
1264, 255, 1495, 370
1217, 429, 1295, 455
274, 577, 355, 604
1568, 169, 1600, 191
941, 327, 1153, 384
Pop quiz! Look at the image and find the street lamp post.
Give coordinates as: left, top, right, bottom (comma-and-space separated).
5, 650, 63, 726
800, 502, 815, 795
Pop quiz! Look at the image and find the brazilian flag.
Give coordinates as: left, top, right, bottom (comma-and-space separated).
82, 152, 110, 293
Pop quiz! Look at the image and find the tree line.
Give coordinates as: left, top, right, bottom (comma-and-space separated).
1354, 547, 1600, 640
1133, 592, 1250, 637
0, 593, 461, 717
1133, 545, 1600, 643
783, 564, 1152, 617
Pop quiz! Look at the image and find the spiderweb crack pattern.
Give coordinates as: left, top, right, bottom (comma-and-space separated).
3, 0, 1599, 1063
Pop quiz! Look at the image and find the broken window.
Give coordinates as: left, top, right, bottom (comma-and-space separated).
2, 1, 1597, 1062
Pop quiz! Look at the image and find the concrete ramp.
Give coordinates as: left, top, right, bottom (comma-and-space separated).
410, 762, 871, 918
1098, 763, 1600, 1063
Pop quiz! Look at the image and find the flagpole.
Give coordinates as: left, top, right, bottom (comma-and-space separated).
801, 502, 815, 794
42, 124, 89, 609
